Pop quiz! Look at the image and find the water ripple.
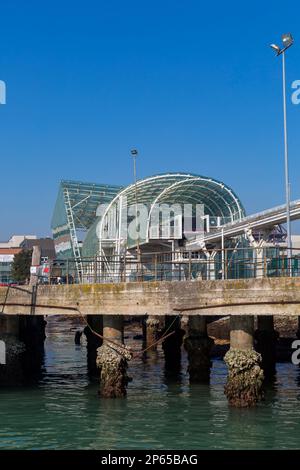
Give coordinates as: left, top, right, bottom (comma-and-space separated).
1, 318, 300, 449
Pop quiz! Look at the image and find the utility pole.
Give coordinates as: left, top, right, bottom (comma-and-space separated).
131, 149, 141, 276
270, 33, 294, 275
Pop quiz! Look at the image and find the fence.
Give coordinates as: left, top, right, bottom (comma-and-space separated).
46, 246, 300, 285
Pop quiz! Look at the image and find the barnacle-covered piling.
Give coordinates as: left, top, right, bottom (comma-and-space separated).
224, 315, 264, 407
96, 315, 131, 398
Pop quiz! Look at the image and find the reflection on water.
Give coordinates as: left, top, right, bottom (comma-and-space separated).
0, 317, 300, 450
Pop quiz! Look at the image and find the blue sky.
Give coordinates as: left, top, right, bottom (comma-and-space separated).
0, 0, 300, 239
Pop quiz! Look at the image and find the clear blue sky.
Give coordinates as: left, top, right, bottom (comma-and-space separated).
0, 0, 300, 239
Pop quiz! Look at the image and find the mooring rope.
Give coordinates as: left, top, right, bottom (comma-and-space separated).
0, 284, 181, 359
78, 307, 181, 359
134, 313, 180, 358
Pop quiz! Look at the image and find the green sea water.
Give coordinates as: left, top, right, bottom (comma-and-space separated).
0, 317, 300, 450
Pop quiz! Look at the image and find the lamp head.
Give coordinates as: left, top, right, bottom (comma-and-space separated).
131, 149, 138, 156
282, 33, 294, 49
270, 43, 281, 54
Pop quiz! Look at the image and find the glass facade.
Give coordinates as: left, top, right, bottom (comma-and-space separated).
51, 180, 122, 259
82, 172, 245, 258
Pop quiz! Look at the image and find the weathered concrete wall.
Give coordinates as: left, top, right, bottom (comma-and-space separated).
1, 277, 300, 316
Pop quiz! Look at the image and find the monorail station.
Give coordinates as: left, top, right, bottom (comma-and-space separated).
51, 172, 296, 285
51, 173, 245, 271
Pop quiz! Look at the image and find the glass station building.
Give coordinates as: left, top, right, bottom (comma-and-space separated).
51, 173, 245, 282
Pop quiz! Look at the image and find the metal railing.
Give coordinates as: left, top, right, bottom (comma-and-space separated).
44, 246, 300, 285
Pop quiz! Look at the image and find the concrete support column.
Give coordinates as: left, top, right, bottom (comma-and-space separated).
96, 315, 131, 398
0, 315, 25, 385
255, 316, 278, 377
256, 249, 264, 279
19, 316, 46, 376
162, 316, 185, 373
143, 315, 160, 351
224, 315, 264, 407
84, 315, 103, 378
184, 316, 214, 382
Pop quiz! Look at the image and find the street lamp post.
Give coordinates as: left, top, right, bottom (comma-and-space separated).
131, 149, 141, 273
270, 33, 294, 275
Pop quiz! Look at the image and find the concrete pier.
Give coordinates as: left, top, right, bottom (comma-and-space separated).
96, 315, 131, 398
3, 277, 300, 317
224, 315, 264, 407
84, 315, 103, 378
255, 316, 278, 378
184, 316, 214, 382
162, 316, 185, 374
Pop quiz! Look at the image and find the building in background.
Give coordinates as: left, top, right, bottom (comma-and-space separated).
0, 235, 37, 249
0, 235, 55, 284
0, 235, 36, 283
20, 238, 56, 264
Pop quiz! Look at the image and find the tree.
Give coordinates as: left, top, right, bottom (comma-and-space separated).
11, 249, 32, 283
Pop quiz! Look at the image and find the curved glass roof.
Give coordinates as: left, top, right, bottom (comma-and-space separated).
102, 172, 245, 223
82, 173, 245, 256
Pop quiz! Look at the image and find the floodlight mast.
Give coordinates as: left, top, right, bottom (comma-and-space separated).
131, 149, 141, 270
270, 33, 294, 275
